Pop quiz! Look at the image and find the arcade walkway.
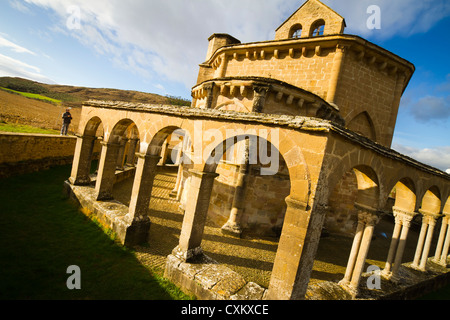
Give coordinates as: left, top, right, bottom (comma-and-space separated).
111, 167, 443, 299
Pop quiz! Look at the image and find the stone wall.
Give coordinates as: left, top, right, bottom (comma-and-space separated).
0, 133, 98, 178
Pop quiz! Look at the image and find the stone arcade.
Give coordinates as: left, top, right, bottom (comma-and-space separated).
65, 0, 450, 300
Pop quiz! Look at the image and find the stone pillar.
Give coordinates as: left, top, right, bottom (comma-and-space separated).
433, 214, 450, 267
69, 134, 96, 185
221, 139, 250, 236
381, 207, 415, 281
326, 44, 347, 107
116, 138, 128, 170
124, 154, 161, 246
339, 203, 382, 297
125, 138, 139, 167
95, 141, 121, 201
411, 210, 439, 271
266, 199, 328, 300
172, 170, 219, 261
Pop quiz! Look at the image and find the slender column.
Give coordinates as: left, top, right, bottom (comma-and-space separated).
391, 213, 414, 279
339, 203, 382, 297
412, 219, 428, 268
221, 139, 250, 235
173, 170, 219, 261
125, 138, 139, 167
116, 138, 128, 170
411, 210, 440, 271
95, 141, 121, 201
439, 218, 450, 266
340, 219, 365, 285
382, 207, 416, 280
69, 134, 97, 185
128, 154, 162, 219
383, 214, 403, 274
433, 215, 449, 265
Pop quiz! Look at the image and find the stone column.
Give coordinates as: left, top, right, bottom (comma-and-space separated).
266, 199, 328, 300
433, 214, 450, 267
95, 141, 121, 201
382, 207, 415, 280
326, 44, 347, 107
128, 154, 162, 219
125, 138, 139, 167
173, 170, 219, 261
339, 203, 382, 297
221, 139, 250, 236
411, 210, 439, 271
69, 134, 96, 185
116, 138, 128, 170
203, 82, 215, 109
124, 153, 161, 246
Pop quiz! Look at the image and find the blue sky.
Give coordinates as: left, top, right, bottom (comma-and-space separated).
0, 0, 449, 172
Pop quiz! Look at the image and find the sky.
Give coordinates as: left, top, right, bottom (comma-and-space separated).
0, 0, 449, 172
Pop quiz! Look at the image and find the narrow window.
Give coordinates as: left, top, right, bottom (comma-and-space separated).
311, 20, 325, 37
289, 24, 303, 39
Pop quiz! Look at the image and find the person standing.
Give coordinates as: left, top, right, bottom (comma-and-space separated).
61, 108, 73, 136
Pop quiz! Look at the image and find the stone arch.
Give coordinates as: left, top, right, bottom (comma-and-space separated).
310, 19, 326, 37
289, 23, 303, 38
347, 111, 377, 142
390, 177, 417, 213
108, 118, 137, 144
420, 186, 441, 215
83, 116, 103, 137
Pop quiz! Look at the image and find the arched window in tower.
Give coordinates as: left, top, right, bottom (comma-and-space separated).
289, 24, 303, 38
311, 20, 325, 36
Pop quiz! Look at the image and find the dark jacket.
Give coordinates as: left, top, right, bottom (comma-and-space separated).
62, 112, 72, 124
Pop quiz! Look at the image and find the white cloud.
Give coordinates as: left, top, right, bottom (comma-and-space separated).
392, 144, 450, 172
446, 169, 450, 174
0, 34, 36, 55
0, 53, 54, 83
16, 0, 450, 91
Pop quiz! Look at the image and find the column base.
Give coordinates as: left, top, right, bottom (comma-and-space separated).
171, 245, 203, 262
221, 221, 243, 238
338, 279, 359, 298
123, 217, 151, 247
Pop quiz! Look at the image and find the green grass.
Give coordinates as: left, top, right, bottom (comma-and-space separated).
0, 87, 61, 105
0, 122, 60, 135
0, 165, 192, 300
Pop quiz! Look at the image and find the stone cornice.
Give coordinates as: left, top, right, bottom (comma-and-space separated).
82, 100, 450, 181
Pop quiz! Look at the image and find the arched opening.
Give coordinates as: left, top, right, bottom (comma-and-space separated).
310, 19, 325, 37
289, 23, 303, 38
69, 116, 104, 186
179, 133, 291, 289
312, 165, 383, 287
421, 186, 441, 215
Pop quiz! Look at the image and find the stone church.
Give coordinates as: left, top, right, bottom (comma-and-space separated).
66, 0, 450, 299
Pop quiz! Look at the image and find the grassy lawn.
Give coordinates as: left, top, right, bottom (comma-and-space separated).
0, 87, 61, 105
0, 165, 192, 300
0, 122, 60, 135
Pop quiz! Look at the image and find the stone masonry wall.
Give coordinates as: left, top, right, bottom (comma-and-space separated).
0, 133, 96, 178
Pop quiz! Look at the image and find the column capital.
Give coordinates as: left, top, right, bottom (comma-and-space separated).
100, 140, 121, 148
419, 209, 441, 225
355, 202, 383, 226
392, 206, 416, 226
